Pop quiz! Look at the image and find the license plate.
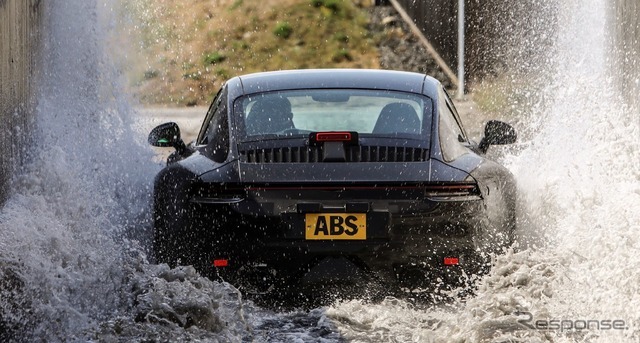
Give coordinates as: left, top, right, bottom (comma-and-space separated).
305, 213, 366, 240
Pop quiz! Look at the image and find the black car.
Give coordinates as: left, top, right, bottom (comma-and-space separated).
148, 69, 517, 296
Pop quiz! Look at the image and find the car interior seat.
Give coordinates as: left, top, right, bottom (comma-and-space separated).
245, 97, 294, 135
373, 102, 421, 135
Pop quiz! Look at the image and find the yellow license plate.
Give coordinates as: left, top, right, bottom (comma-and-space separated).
305, 213, 366, 240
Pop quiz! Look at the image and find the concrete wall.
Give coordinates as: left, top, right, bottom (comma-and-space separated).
0, 0, 41, 204
391, 0, 556, 80
466, 0, 556, 78
394, 0, 638, 99
393, 0, 456, 73
610, 0, 640, 110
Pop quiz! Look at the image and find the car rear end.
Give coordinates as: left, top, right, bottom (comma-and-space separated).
194, 86, 490, 295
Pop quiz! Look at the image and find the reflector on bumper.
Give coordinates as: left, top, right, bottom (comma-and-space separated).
213, 259, 229, 267
443, 257, 459, 266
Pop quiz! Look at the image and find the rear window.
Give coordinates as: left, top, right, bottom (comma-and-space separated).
234, 89, 432, 142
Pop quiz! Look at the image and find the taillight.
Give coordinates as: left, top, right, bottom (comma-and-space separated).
316, 132, 352, 142
309, 131, 359, 146
424, 183, 480, 199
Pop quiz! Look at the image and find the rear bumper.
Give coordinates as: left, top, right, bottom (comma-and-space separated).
195, 195, 497, 289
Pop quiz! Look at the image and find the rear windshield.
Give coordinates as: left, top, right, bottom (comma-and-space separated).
234, 89, 432, 142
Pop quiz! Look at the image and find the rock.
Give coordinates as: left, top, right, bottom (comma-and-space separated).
354, 0, 376, 7
381, 16, 398, 26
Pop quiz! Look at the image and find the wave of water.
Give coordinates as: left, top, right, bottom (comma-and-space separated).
1, 0, 639, 341
325, 0, 640, 342
0, 0, 249, 341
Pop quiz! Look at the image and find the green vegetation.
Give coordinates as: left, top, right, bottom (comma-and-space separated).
214, 67, 230, 79
321, 0, 342, 13
228, 0, 243, 11
182, 72, 202, 80
334, 32, 349, 43
273, 22, 293, 39
311, 0, 342, 13
143, 70, 159, 80
121, 0, 379, 106
203, 51, 227, 65
332, 48, 353, 62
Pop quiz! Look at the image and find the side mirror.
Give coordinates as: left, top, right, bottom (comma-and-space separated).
148, 122, 187, 154
478, 120, 517, 153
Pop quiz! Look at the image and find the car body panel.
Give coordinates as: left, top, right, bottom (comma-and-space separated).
235, 69, 439, 97
150, 69, 517, 295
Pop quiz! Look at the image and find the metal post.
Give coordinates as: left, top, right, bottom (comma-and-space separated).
457, 0, 465, 100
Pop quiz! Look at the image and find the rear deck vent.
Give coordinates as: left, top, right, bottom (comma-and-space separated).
241, 146, 427, 163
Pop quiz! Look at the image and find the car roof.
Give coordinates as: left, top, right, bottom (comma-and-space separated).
233, 69, 441, 98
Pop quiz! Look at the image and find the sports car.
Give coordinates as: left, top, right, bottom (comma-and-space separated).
148, 69, 517, 296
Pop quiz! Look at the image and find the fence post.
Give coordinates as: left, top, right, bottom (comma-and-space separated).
457, 0, 465, 99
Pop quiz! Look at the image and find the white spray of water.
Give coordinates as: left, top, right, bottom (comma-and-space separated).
510, 0, 640, 339
0, 0, 155, 339
0, 0, 250, 341
326, 0, 640, 342
2, 0, 639, 341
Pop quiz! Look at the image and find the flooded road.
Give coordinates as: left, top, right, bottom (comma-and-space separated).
1, 0, 640, 341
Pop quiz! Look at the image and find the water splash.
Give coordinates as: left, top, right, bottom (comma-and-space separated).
2, 0, 639, 341
328, 0, 640, 341
0, 0, 249, 341
0, 0, 153, 339
508, 0, 640, 340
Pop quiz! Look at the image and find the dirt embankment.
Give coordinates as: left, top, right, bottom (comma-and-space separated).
124, 1, 455, 107
138, 4, 488, 145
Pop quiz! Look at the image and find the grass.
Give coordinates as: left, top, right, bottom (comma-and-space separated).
121, 0, 380, 106
332, 48, 353, 62
203, 52, 227, 65
273, 22, 293, 39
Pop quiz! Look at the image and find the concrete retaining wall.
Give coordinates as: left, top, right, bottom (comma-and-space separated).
393, 0, 638, 102
611, 0, 640, 110
393, 0, 456, 71
392, 0, 556, 81
0, 0, 41, 204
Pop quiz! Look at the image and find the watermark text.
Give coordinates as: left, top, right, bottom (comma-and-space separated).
514, 311, 628, 332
